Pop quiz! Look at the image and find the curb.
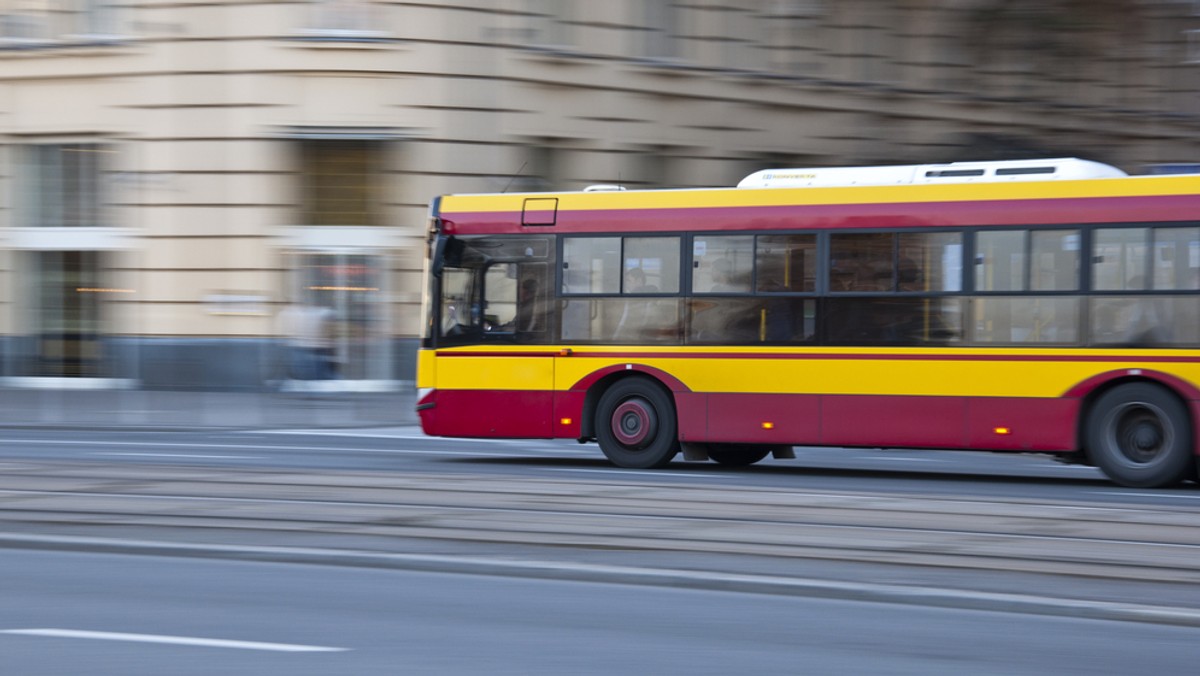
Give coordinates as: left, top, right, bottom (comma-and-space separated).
5, 532, 1200, 629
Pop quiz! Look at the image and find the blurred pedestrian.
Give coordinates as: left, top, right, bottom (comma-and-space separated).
278, 301, 337, 380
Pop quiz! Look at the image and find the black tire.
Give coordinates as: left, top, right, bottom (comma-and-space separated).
705, 444, 774, 467
1086, 383, 1195, 488
595, 378, 679, 469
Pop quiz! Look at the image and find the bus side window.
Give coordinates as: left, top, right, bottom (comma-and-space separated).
756, 234, 816, 293
830, 233, 893, 292
693, 235, 752, 293
623, 237, 681, 293
1152, 227, 1200, 290
975, 231, 1027, 291
1031, 230, 1080, 291
513, 264, 551, 339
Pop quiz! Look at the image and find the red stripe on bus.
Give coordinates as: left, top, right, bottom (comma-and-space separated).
677, 392, 1078, 450
421, 388, 1084, 452
435, 351, 559, 357
436, 350, 1200, 364
441, 194, 1200, 235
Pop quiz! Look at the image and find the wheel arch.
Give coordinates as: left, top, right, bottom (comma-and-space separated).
1067, 369, 1200, 459
572, 365, 690, 441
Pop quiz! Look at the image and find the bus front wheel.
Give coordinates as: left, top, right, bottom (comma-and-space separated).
595, 378, 679, 469
1086, 383, 1195, 488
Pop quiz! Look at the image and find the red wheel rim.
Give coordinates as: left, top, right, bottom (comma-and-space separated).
611, 398, 655, 447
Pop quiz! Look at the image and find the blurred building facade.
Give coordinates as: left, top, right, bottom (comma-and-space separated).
2, 0, 1200, 390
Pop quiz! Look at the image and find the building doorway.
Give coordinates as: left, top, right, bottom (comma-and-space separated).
285, 251, 391, 385
20, 250, 113, 378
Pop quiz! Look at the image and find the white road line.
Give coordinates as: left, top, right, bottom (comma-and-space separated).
0, 489, 433, 509
1104, 491, 1200, 500
252, 428, 533, 444
93, 453, 262, 460
0, 628, 348, 652
0, 438, 582, 455
545, 468, 737, 479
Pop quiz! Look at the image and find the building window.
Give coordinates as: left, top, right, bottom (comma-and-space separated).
298, 140, 386, 226
0, 1, 120, 43
304, 0, 384, 38
17, 143, 110, 228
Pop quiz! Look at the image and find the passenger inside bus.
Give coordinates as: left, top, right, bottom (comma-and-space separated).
511, 277, 543, 333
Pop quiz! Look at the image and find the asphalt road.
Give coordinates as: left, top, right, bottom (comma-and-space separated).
3, 549, 1199, 676
3, 425, 1200, 676
1, 425, 1197, 506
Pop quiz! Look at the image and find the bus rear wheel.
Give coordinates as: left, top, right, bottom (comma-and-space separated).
705, 444, 775, 467
1086, 383, 1195, 488
595, 378, 679, 469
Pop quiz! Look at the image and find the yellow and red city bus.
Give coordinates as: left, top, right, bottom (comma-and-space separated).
416, 158, 1200, 488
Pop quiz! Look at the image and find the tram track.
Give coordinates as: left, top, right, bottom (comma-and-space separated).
2, 459, 1200, 584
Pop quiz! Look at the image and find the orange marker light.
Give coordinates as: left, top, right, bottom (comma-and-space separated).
762, 422, 775, 430
994, 427, 1012, 436
561, 418, 573, 426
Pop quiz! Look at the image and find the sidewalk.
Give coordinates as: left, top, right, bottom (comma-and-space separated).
0, 385, 419, 430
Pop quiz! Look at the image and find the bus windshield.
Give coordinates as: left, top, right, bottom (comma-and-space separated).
432, 235, 554, 345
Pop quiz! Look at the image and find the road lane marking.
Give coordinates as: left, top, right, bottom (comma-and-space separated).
545, 468, 738, 479
1104, 491, 1200, 500
0, 490, 702, 520
92, 453, 262, 460
0, 629, 348, 652
250, 428, 536, 444
0, 438, 587, 456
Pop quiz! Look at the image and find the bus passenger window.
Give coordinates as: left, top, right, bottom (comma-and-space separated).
693, 236, 752, 293
1089, 296, 1197, 347
898, 232, 962, 292
1031, 230, 1080, 291
824, 297, 961, 345
687, 298, 816, 345
561, 298, 682, 344
1152, 227, 1200, 290
624, 237, 681, 294
974, 228, 1084, 295
756, 235, 815, 293
830, 233, 893, 292
687, 298, 760, 343
969, 297, 1080, 345
975, 231, 1026, 291
1093, 228, 1148, 291
563, 237, 620, 294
